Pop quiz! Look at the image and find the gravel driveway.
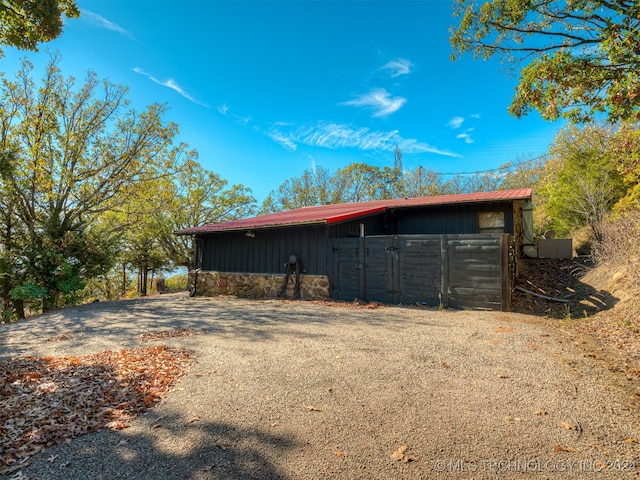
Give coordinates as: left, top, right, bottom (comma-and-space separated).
1, 293, 639, 479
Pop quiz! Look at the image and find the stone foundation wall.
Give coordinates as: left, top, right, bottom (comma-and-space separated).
189, 271, 331, 300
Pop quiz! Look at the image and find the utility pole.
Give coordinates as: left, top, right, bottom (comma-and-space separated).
394, 144, 402, 172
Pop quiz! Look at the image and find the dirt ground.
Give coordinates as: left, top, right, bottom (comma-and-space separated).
1, 292, 639, 479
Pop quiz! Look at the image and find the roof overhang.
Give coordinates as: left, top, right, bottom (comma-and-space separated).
175, 188, 533, 236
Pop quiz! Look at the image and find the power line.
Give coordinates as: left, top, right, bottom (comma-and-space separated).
433, 153, 550, 176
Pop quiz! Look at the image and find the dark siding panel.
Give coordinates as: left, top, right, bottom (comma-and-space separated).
332, 238, 360, 301
327, 214, 388, 237
396, 203, 515, 235
200, 227, 330, 274
446, 235, 504, 309
363, 237, 396, 304
397, 236, 442, 305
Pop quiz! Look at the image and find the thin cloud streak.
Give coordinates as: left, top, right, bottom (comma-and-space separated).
381, 58, 413, 77
81, 10, 134, 39
341, 88, 406, 117
266, 131, 297, 151
132, 68, 208, 107
267, 122, 460, 157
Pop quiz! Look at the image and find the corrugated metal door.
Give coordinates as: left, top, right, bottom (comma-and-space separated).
363, 236, 398, 304
330, 238, 360, 301
397, 236, 443, 305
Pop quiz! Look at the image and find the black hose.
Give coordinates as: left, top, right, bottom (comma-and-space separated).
189, 268, 201, 297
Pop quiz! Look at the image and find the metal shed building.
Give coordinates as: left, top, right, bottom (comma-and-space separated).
176, 188, 533, 310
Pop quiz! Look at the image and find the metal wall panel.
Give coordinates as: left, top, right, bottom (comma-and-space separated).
201, 227, 328, 275
397, 236, 442, 305
396, 203, 514, 235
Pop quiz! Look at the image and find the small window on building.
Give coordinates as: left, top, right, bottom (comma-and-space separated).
478, 211, 505, 234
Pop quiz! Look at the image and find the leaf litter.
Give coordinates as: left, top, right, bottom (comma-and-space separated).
137, 328, 208, 343
0, 346, 192, 475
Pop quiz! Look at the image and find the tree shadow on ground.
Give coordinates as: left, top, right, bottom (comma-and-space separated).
0, 292, 439, 360
511, 258, 619, 319
24, 412, 296, 479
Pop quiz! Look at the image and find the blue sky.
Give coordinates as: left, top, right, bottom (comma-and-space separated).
2, 0, 563, 203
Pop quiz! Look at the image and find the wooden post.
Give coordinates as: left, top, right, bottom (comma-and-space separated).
440, 234, 449, 308
500, 234, 511, 311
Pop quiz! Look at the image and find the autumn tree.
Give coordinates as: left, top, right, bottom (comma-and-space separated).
450, 0, 640, 122
0, 0, 79, 54
0, 55, 187, 316
331, 163, 400, 203
402, 166, 444, 198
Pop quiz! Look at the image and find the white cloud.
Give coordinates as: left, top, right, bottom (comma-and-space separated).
266, 121, 460, 157
456, 132, 474, 144
448, 116, 464, 129
81, 10, 134, 39
341, 88, 406, 117
132, 68, 208, 107
471, 113, 482, 119
456, 128, 475, 144
381, 58, 414, 78
217, 104, 229, 115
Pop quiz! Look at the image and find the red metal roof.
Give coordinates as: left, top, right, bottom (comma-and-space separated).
175, 188, 532, 235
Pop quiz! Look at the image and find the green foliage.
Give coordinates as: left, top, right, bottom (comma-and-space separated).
450, 0, 640, 122
0, 0, 79, 55
153, 160, 256, 271
0, 53, 187, 315
261, 159, 542, 213
164, 273, 188, 292
536, 123, 629, 240
9, 283, 47, 313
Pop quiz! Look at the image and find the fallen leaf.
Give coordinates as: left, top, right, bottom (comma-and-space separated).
553, 445, 577, 452
306, 406, 321, 412
494, 326, 517, 333
497, 374, 508, 378
534, 410, 548, 416
559, 421, 576, 430
106, 421, 130, 430
391, 445, 408, 461
187, 416, 201, 424
624, 438, 636, 444
269, 422, 278, 427
335, 450, 343, 457
150, 424, 161, 431
391, 445, 416, 462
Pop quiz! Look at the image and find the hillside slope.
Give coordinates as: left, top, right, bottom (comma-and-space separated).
513, 258, 640, 381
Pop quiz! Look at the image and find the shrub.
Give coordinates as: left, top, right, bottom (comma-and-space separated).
592, 212, 640, 287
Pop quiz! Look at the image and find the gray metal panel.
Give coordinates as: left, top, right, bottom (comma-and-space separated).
446, 234, 504, 309
397, 235, 442, 305
363, 236, 396, 304
331, 238, 360, 301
